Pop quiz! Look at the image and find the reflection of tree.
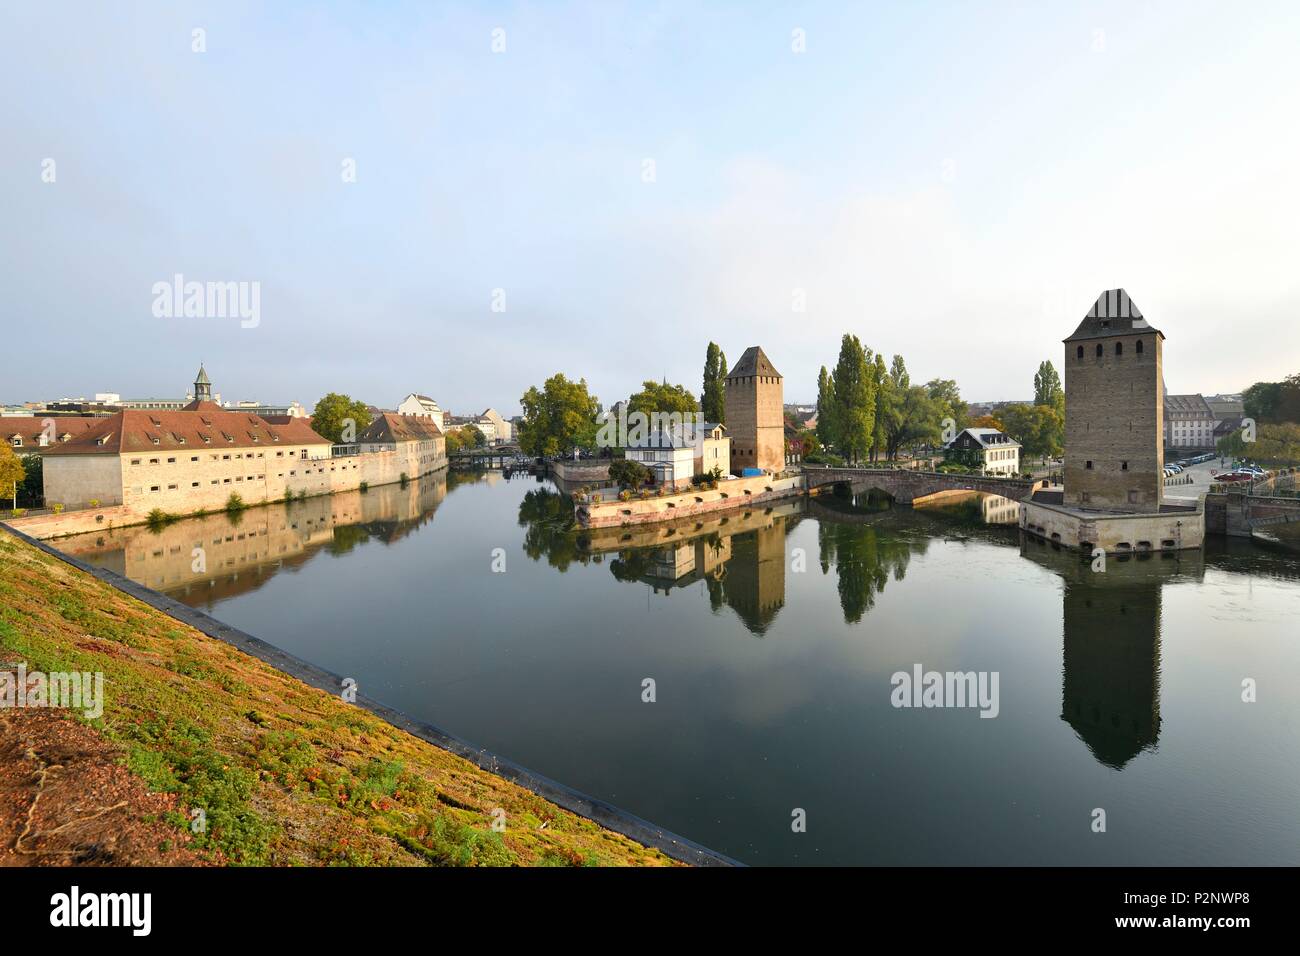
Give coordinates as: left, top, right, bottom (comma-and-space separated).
517, 487, 591, 572
609, 549, 654, 582
816, 521, 925, 623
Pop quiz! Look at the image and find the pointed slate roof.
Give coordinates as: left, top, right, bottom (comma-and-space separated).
726, 346, 781, 379
194, 365, 211, 385
1065, 289, 1162, 342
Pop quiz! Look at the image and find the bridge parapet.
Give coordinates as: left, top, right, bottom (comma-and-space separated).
802, 466, 1043, 504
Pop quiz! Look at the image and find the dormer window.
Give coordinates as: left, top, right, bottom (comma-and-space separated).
9, 436, 20, 448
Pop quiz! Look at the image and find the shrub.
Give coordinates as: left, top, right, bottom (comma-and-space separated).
51, 503, 64, 514
225, 493, 246, 513
618, 490, 632, 502
399, 472, 409, 488
10, 508, 26, 517
89, 498, 100, 508
297, 489, 307, 501
359, 481, 369, 493
147, 508, 177, 530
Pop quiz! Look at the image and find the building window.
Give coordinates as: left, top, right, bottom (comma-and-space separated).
1115, 342, 1123, 356
1095, 344, 1103, 357
1136, 339, 1144, 354
1085, 460, 1093, 469
1128, 491, 1139, 503
1121, 461, 1128, 470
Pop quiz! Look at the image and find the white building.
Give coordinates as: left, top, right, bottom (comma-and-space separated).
397, 394, 444, 431
947, 427, 1021, 475
1164, 394, 1216, 451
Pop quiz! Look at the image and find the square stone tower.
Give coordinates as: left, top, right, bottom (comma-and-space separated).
1063, 289, 1164, 512
724, 346, 784, 474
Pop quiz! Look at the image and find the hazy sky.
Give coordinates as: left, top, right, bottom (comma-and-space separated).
3, 1, 1298, 413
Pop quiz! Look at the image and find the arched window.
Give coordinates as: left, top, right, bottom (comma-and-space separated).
1116, 342, 1123, 356
1135, 339, 1144, 354
1095, 343, 1103, 357
1076, 345, 1084, 361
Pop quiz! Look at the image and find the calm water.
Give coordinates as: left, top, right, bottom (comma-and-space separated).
61, 472, 1300, 865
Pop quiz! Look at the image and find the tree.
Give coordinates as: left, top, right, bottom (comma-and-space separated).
999, 403, 1063, 462
815, 366, 838, 451
311, 393, 372, 444
701, 342, 727, 423
518, 373, 600, 457
0, 444, 25, 509
628, 380, 699, 420
869, 353, 889, 461
717, 350, 727, 424
926, 378, 968, 440
608, 458, 651, 489
445, 425, 485, 455
968, 413, 1004, 431
831, 335, 876, 464
15, 451, 41, 507
1244, 374, 1300, 424
881, 384, 943, 460
1033, 360, 1064, 411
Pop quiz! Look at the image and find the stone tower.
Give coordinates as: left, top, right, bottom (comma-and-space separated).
724, 346, 784, 474
1063, 290, 1164, 512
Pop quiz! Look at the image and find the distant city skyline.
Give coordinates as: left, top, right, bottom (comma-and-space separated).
4, 1, 1298, 414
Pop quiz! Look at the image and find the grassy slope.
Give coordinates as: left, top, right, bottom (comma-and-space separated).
0, 531, 674, 867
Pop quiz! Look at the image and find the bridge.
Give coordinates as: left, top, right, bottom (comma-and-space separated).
1205, 491, 1300, 537
802, 466, 1045, 504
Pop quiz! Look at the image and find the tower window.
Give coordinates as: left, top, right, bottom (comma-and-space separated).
1121, 461, 1128, 470
1136, 339, 1144, 354
1095, 344, 1103, 357
1115, 342, 1123, 356
1085, 460, 1093, 470
1076, 345, 1083, 361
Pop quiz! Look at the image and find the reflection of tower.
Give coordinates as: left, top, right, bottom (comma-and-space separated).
720, 521, 787, 634
1060, 574, 1162, 769
1018, 540, 1202, 770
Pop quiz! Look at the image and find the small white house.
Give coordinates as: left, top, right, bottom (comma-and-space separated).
397, 394, 444, 431
948, 427, 1021, 475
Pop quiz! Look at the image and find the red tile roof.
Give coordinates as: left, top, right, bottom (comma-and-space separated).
4, 416, 105, 447
41, 402, 330, 455
358, 413, 446, 444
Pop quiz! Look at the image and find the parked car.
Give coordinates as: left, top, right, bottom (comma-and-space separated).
1213, 472, 1251, 482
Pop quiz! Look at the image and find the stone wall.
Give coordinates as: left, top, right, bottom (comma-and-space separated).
578, 474, 804, 528
1063, 331, 1164, 512
1021, 499, 1204, 552
24, 443, 447, 538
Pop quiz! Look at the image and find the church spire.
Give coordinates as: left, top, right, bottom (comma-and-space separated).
193, 364, 212, 402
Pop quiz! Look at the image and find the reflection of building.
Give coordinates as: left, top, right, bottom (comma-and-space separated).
586, 500, 802, 635
1020, 536, 1204, 769
725, 346, 784, 475
713, 521, 787, 633
60, 475, 448, 600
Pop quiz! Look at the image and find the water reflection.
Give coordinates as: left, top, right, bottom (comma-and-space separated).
57, 473, 453, 604
1019, 537, 1205, 769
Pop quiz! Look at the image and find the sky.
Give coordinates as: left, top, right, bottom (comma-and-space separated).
3, 0, 1299, 414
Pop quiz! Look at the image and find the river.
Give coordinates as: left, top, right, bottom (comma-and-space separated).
57, 470, 1300, 865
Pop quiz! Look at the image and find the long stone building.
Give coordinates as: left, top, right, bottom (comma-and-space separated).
724, 346, 785, 475
40, 367, 447, 515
